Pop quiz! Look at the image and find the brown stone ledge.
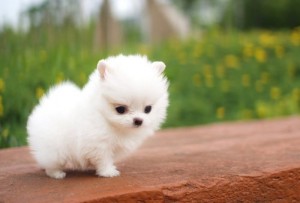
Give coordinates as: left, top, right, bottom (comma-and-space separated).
1, 116, 300, 202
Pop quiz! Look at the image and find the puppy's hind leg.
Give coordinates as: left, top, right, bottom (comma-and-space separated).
45, 168, 66, 179
35, 151, 67, 179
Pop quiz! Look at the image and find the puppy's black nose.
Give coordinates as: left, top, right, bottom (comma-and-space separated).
133, 118, 143, 127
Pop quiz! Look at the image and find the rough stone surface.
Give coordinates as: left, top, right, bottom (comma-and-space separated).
0, 116, 300, 202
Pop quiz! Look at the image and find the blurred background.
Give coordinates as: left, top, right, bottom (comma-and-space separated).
0, 0, 300, 148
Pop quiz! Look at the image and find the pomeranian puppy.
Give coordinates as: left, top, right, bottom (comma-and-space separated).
27, 54, 169, 179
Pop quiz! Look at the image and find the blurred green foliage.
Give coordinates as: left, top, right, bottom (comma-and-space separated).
1, 24, 300, 148
172, 0, 300, 29
242, 0, 300, 29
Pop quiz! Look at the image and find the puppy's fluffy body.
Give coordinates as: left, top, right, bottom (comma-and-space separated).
27, 55, 169, 179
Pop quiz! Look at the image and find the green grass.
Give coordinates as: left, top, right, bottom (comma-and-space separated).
1, 25, 300, 148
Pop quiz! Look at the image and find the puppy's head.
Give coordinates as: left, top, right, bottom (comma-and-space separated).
97, 55, 169, 132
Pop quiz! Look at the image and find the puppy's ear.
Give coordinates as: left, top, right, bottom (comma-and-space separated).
97, 60, 107, 80
152, 61, 166, 74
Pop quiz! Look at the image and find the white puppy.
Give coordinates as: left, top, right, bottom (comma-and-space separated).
27, 54, 169, 179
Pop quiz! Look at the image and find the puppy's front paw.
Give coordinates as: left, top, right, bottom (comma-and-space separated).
97, 166, 120, 178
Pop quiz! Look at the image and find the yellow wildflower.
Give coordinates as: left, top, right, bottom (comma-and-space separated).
292, 88, 300, 102
243, 43, 253, 58
241, 109, 253, 119
36, 87, 45, 99
216, 107, 225, 119
242, 74, 250, 87
275, 45, 284, 58
255, 48, 267, 63
56, 72, 64, 84
216, 65, 225, 79
259, 32, 276, 47
138, 45, 149, 55
203, 65, 213, 87
0, 78, 5, 92
2, 128, 9, 139
224, 54, 239, 68
0, 95, 3, 117
290, 28, 300, 46
256, 101, 269, 118
203, 65, 212, 76
205, 74, 214, 88
270, 87, 281, 100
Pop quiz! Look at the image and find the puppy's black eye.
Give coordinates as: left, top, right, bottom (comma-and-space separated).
115, 106, 128, 114
144, 105, 152, 114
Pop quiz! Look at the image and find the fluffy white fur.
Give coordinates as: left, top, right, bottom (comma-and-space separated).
27, 54, 169, 179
